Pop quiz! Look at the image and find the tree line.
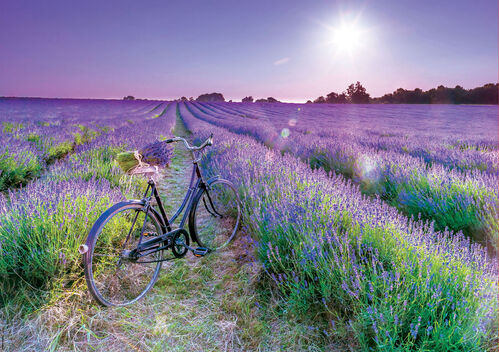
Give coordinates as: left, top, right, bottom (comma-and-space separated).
308, 82, 498, 104
243, 82, 498, 104
123, 82, 498, 104
309, 81, 370, 104
373, 83, 498, 104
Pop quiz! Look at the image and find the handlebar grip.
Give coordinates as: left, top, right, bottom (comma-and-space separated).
164, 138, 174, 143
207, 133, 213, 146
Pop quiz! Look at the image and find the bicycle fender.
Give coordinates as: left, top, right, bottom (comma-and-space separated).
205, 175, 221, 186
188, 175, 228, 244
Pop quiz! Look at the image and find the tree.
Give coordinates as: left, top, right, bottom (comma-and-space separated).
346, 81, 370, 103
306, 100, 313, 104
255, 97, 280, 103
313, 96, 326, 104
242, 96, 254, 103
453, 86, 466, 104
468, 83, 498, 104
430, 85, 453, 104
325, 92, 338, 103
123, 95, 135, 100
180, 96, 188, 101
196, 92, 225, 102
337, 93, 348, 104
326, 91, 348, 104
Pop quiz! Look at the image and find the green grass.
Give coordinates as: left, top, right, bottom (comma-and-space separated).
0, 185, 118, 312
0, 149, 44, 191
2, 122, 24, 133
73, 124, 100, 146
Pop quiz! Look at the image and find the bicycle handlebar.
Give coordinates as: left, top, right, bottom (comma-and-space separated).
164, 133, 213, 152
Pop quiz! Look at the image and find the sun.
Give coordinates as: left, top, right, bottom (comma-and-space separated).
320, 15, 370, 58
332, 22, 363, 53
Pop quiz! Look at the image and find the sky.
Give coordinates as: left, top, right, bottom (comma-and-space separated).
0, 0, 497, 102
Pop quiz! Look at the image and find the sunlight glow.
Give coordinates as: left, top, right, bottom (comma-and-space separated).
320, 14, 371, 59
332, 22, 363, 52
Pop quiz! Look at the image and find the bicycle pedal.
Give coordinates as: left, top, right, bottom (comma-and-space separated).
193, 247, 209, 257
143, 232, 157, 237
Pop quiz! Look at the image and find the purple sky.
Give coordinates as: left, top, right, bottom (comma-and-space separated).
1, 0, 497, 102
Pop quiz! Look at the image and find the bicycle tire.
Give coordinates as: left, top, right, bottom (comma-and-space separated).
83, 202, 164, 306
188, 178, 241, 251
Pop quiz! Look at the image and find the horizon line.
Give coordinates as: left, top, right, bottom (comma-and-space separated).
1, 81, 497, 104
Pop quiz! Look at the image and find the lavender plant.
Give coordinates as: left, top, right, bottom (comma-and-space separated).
178, 102, 498, 350
184, 101, 499, 250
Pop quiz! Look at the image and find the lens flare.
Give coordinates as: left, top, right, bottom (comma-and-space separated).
281, 128, 290, 138
357, 155, 378, 180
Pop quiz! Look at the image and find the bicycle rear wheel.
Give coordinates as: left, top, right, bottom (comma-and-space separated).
189, 179, 241, 251
83, 202, 164, 306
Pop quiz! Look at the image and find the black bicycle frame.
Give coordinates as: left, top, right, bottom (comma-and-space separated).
151, 161, 205, 230
132, 156, 214, 258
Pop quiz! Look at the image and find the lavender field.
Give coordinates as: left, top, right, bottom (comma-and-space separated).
0, 98, 497, 350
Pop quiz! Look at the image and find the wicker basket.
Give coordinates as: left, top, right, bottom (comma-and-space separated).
116, 140, 173, 175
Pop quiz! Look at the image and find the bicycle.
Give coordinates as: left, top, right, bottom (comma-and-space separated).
79, 134, 241, 306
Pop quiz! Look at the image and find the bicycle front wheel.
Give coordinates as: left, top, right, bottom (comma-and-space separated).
83, 202, 164, 306
189, 179, 241, 251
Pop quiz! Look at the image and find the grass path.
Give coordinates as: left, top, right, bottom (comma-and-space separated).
128, 111, 265, 351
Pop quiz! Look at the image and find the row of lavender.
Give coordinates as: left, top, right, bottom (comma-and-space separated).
177, 102, 497, 350
0, 100, 176, 310
0, 98, 168, 191
182, 101, 498, 251
210, 102, 497, 173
